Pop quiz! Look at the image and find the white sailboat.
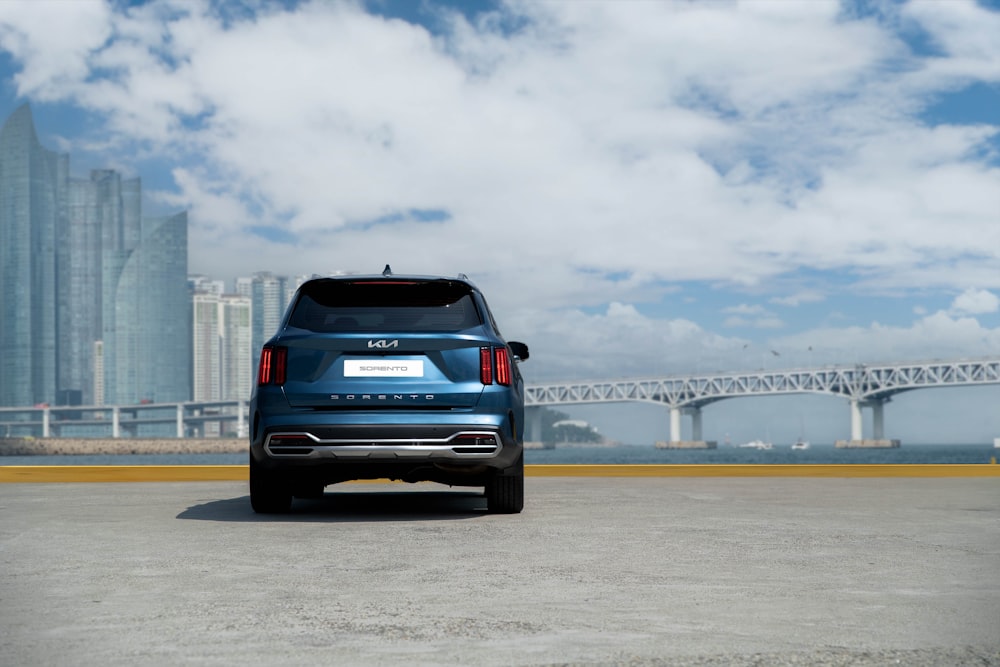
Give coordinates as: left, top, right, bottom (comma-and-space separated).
791, 415, 810, 450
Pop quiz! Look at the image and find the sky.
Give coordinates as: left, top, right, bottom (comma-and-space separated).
0, 0, 998, 445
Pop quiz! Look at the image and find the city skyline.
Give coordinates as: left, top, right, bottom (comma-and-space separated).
0, 103, 191, 411
0, 0, 998, 444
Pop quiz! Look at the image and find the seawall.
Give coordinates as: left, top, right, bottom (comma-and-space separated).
0, 437, 245, 456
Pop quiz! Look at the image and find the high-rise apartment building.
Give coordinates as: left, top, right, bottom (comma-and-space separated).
0, 104, 190, 407
220, 294, 252, 401
192, 292, 220, 402
192, 289, 252, 404
239, 272, 290, 370
189, 274, 226, 297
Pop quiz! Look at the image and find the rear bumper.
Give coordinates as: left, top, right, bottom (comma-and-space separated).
263, 428, 503, 459
249, 419, 523, 481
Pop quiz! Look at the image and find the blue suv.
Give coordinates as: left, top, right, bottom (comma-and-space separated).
249, 269, 529, 514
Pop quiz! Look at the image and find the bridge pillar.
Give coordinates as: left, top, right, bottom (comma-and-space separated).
841, 397, 897, 447
176, 404, 184, 438
689, 407, 703, 441
871, 399, 885, 440
42, 408, 50, 438
850, 399, 863, 441
669, 407, 682, 442
112, 407, 120, 439
526, 407, 543, 444
237, 400, 246, 438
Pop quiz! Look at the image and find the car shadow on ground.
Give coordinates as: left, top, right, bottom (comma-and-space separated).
177, 489, 489, 523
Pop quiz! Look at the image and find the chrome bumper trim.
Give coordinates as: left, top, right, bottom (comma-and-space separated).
263, 430, 502, 459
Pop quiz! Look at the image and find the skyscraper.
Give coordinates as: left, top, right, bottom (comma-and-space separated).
62, 169, 141, 405
103, 211, 191, 405
0, 104, 65, 407
0, 104, 190, 408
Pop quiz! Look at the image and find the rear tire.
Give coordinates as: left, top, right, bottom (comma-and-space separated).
486, 453, 524, 514
249, 454, 292, 514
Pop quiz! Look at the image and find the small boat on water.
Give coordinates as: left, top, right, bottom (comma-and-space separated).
739, 439, 773, 450
791, 439, 810, 450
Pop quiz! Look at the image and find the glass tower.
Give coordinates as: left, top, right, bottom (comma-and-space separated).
0, 104, 66, 407
0, 104, 191, 408
104, 211, 191, 405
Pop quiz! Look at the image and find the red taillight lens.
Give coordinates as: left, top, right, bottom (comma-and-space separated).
257, 346, 287, 385
273, 347, 287, 385
257, 347, 272, 385
495, 347, 511, 386
480, 347, 493, 385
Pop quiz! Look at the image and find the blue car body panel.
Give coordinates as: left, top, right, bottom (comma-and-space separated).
248, 273, 527, 492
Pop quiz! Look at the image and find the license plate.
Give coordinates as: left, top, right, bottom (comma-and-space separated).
344, 360, 424, 377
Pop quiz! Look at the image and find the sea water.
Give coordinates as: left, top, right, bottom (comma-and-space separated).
0, 443, 996, 465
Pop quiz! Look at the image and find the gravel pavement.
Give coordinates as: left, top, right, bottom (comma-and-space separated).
1, 477, 998, 666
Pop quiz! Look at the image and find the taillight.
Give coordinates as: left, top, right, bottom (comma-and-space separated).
257, 346, 287, 385
257, 348, 272, 385
481, 346, 512, 385
480, 347, 493, 385
495, 347, 512, 386
274, 347, 287, 384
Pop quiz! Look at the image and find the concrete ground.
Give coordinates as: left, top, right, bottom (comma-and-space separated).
0, 477, 998, 666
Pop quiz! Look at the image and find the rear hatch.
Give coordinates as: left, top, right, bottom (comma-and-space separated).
277, 279, 491, 410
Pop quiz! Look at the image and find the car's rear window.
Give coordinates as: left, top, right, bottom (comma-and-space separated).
288, 280, 483, 333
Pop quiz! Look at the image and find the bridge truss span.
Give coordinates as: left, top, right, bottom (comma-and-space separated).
525, 357, 1000, 444
1, 358, 998, 445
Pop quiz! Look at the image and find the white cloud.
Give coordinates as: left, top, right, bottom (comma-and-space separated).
773, 310, 1000, 366
0, 1, 111, 99
1, 0, 999, 391
1, 1, 992, 295
902, 0, 1000, 83
950, 288, 1000, 315
770, 291, 825, 307
724, 304, 767, 315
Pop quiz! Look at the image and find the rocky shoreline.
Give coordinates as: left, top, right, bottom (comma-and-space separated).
0, 438, 246, 456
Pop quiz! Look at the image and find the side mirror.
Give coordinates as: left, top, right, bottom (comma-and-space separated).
508, 341, 529, 361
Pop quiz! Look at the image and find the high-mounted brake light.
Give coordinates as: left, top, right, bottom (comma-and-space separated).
495, 347, 512, 386
480, 347, 493, 385
257, 346, 287, 385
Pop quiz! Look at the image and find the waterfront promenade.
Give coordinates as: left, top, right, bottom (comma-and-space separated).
1, 474, 998, 666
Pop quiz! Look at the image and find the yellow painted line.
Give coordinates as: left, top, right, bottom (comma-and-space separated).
0, 463, 998, 483
0, 466, 248, 483
527, 464, 1000, 478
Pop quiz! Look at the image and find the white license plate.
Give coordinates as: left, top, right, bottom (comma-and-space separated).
344, 360, 424, 377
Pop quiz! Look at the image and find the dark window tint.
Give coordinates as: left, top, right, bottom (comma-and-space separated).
288, 280, 483, 333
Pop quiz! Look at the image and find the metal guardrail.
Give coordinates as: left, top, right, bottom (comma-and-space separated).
0, 401, 248, 439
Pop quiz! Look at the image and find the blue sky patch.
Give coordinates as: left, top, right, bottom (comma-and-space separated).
248, 225, 297, 245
